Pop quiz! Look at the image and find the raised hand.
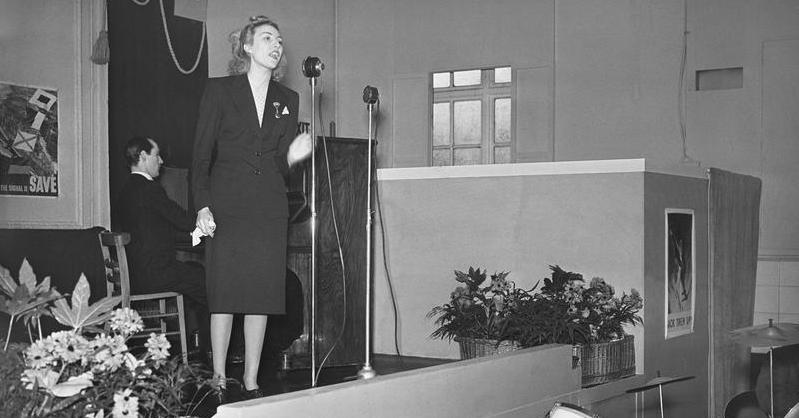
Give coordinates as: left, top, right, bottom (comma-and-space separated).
287, 132, 313, 167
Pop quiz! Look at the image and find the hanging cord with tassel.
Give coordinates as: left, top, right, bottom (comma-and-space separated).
90, 0, 109, 65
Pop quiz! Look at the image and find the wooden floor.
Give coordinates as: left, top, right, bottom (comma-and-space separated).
187, 354, 452, 417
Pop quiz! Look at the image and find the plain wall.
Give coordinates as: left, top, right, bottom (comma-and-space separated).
371, 166, 710, 415
329, 0, 799, 260
1, 0, 795, 260
2, 0, 793, 297
689, 1, 799, 255
0, 0, 108, 229
643, 172, 710, 417
372, 166, 646, 363
334, 0, 555, 167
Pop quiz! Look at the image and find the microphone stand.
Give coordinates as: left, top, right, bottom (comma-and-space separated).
303, 57, 324, 388
357, 86, 379, 380
309, 73, 318, 388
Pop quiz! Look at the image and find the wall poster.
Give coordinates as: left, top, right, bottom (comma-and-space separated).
0, 81, 59, 197
665, 209, 695, 339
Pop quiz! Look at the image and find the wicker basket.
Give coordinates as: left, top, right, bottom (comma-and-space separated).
455, 337, 521, 360
573, 334, 635, 387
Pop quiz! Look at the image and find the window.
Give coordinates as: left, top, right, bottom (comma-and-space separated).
432, 67, 513, 166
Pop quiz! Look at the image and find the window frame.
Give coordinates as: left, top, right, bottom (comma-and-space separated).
431, 67, 514, 166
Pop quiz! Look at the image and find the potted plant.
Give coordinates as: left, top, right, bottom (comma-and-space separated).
427, 267, 533, 359
428, 265, 643, 386
0, 260, 212, 417
515, 265, 643, 386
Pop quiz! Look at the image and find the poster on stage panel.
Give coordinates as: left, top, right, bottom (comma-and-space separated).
665, 209, 695, 339
0, 81, 59, 197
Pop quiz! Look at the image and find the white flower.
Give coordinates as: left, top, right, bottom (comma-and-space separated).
112, 388, 139, 418
91, 349, 126, 373
25, 339, 55, 369
109, 308, 144, 336
90, 334, 129, 372
51, 331, 90, 364
145, 333, 171, 362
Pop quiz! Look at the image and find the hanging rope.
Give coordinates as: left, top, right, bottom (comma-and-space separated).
129, 0, 205, 75
158, 0, 206, 75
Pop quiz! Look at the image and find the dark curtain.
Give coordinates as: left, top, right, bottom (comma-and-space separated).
708, 168, 762, 416
108, 0, 208, 228
0, 227, 107, 343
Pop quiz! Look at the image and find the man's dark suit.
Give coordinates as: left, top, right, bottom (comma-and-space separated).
116, 173, 203, 298
116, 173, 209, 351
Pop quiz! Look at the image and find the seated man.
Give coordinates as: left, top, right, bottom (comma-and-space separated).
115, 136, 209, 360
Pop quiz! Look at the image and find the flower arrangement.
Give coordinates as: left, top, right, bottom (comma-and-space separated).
427, 267, 533, 343
428, 265, 643, 349
514, 265, 643, 347
0, 260, 210, 417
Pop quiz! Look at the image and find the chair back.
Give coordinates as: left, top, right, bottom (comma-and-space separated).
98, 231, 132, 308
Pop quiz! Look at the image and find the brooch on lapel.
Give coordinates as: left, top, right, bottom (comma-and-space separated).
273, 102, 281, 119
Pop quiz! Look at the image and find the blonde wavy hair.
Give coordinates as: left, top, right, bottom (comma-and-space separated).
227, 15, 287, 81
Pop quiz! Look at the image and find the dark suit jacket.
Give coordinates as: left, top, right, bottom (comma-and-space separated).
191, 74, 298, 217
116, 173, 195, 290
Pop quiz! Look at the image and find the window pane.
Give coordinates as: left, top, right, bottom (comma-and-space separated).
494, 67, 512, 83
432, 149, 451, 166
433, 103, 451, 146
454, 147, 481, 165
433, 72, 450, 88
494, 146, 511, 164
494, 98, 511, 144
453, 100, 481, 145
453, 69, 481, 86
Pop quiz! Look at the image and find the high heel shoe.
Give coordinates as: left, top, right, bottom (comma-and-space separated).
213, 377, 229, 405
241, 387, 264, 400
214, 386, 230, 405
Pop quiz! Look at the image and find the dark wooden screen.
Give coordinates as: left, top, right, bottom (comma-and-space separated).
287, 137, 371, 369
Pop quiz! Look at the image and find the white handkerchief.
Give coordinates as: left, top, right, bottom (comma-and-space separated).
190, 228, 203, 246
190, 220, 216, 246
282, 107, 290, 115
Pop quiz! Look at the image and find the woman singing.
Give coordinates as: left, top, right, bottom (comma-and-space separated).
192, 15, 312, 402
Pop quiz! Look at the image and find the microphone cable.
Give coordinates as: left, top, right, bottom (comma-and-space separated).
311, 91, 349, 387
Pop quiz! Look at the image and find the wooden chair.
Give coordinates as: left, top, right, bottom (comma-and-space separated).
98, 231, 188, 363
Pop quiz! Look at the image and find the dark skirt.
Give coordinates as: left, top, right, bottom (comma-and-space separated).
204, 210, 287, 315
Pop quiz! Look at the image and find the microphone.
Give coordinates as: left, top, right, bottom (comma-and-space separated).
363, 85, 379, 105
302, 56, 324, 78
